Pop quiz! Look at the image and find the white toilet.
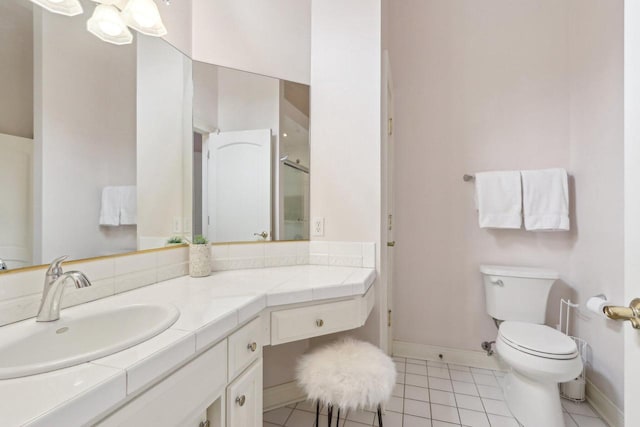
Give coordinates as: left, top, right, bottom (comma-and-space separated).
480, 265, 583, 427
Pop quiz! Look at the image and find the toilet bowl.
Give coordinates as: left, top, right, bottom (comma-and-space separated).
480, 265, 583, 427
496, 321, 583, 427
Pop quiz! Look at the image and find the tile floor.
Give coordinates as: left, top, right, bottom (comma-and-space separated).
263, 356, 609, 427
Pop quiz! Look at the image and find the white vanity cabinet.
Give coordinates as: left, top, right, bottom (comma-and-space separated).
96, 340, 228, 427
96, 318, 265, 427
92, 286, 374, 427
0, 265, 377, 426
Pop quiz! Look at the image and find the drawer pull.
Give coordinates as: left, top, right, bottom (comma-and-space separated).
236, 395, 246, 406
316, 319, 324, 327
247, 342, 258, 352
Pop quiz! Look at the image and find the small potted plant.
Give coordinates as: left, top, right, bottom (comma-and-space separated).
188, 235, 211, 277
166, 236, 184, 247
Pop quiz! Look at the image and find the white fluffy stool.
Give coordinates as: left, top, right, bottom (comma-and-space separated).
296, 338, 397, 427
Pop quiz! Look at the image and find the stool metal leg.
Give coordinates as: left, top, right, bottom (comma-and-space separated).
336, 408, 340, 426
327, 404, 333, 427
377, 404, 383, 427
315, 401, 320, 427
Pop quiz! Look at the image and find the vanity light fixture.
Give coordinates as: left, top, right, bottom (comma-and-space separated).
30, 0, 83, 16
33, 0, 168, 45
87, 4, 133, 45
121, 0, 167, 37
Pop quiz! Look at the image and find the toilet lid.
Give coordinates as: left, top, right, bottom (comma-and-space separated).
498, 321, 579, 360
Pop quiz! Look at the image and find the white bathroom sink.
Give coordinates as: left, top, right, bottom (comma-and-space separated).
0, 303, 179, 379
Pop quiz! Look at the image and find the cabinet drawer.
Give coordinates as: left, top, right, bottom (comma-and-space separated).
271, 299, 360, 345
228, 317, 263, 380
226, 359, 263, 427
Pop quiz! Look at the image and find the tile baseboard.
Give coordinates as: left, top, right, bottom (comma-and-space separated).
586, 378, 624, 427
263, 380, 306, 412
392, 340, 507, 371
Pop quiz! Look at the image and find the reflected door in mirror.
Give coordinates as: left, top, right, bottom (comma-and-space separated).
205, 129, 272, 242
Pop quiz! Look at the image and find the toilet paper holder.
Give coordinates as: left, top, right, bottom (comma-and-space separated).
603, 298, 640, 329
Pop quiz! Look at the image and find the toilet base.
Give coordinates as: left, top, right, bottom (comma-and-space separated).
503, 370, 565, 427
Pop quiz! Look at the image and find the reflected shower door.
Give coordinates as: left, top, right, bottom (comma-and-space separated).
282, 164, 309, 241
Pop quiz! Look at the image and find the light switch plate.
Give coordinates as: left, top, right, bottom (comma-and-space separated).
311, 217, 324, 237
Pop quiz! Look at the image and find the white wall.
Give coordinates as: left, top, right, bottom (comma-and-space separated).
34, 9, 137, 263
217, 68, 280, 133
0, 1, 33, 139
390, 0, 572, 353
137, 36, 193, 247
155, 0, 192, 56
309, 0, 382, 341
192, 0, 311, 84
310, 0, 382, 244
193, 64, 280, 134
0, 134, 33, 268
389, 0, 624, 410
262, 0, 383, 388
193, 62, 219, 132
567, 0, 624, 410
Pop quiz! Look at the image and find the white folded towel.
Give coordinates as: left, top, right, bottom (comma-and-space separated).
475, 171, 523, 229
521, 168, 569, 231
99, 187, 121, 226
99, 186, 137, 226
119, 186, 137, 225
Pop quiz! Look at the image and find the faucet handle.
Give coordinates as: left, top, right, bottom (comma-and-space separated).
46, 255, 69, 277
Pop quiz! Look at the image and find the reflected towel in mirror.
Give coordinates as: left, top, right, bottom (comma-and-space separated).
100, 186, 137, 226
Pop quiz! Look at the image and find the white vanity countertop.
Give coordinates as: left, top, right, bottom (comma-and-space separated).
0, 265, 376, 426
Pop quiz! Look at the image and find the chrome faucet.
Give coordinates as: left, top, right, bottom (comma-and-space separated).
0, 258, 7, 271
36, 256, 92, 322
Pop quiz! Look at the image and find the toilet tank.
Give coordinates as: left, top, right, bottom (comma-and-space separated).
480, 265, 559, 324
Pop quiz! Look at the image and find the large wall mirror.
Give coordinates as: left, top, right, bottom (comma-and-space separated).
192, 62, 310, 244
0, 0, 310, 272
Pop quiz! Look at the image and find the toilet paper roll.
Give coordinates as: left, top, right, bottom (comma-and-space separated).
586, 295, 609, 318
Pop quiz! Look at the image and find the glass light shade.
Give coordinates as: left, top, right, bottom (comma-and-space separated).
31, 0, 83, 16
91, 0, 128, 7
87, 4, 133, 45
121, 0, 167, 37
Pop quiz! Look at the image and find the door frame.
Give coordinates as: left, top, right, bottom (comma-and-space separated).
380, 50, 395, 353
199, 130, 211, 242
624, 1, 640, 424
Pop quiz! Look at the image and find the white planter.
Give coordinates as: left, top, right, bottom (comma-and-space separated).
189, 244, 211, 277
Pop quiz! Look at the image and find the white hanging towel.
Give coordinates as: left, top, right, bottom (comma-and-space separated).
119, 186, 137, 225
99, 187, 121, 226
521, 168, 570, 231
475, 171, 522, 229
99, 186, 137, 226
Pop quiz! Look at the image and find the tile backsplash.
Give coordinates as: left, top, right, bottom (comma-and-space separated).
0, 241, 375, 326
210, 241, 375, 270
0, 248, 188, 327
